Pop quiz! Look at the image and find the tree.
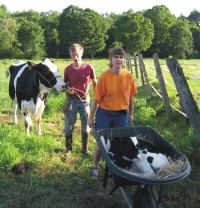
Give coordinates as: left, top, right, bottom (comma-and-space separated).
0, 5, 19, 58
40, 11, 60, 58
188, 10, 200, 26
143, 5, 177, 57
113, 11, 154, 54
58, 5, 108, 59
13, 10, 46, 59
169, 19, 193, 59
190, 25, 200, 58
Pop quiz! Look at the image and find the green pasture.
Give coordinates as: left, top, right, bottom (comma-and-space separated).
0, 58, 200, 208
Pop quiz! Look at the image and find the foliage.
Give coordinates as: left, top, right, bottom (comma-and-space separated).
169, 19, 193, 58
143, 5, 177, 57
190, 25, 200, 58
113, 11, 154, 54
13, 11, 46, 59
58, 5, 108, 58
188, 9, 200, 26
40, 11, 61, 58
0, 6, 20, 58
0, 4, 200, 62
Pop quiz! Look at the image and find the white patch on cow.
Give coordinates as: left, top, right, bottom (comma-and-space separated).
130, 136, 138, 147
13, 99, 18, 124
42, 58, 58, 72
52, 72, 66, 92
100, 136, 111, 152
130, 157, 156, 177
13, 64, 28, 98
21, 97, 45, 136
130, 149, 169, 177
139, 149, 169, 170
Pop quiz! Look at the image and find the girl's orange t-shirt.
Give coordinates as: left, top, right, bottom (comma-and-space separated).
94, 69, 137, 111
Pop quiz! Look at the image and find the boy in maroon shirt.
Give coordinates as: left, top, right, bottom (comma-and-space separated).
64, 43, 97, 156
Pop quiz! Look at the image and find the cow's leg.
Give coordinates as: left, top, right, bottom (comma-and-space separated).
13, 101, 18, 124
35, 102, 45, 135
24, 112, 32, 136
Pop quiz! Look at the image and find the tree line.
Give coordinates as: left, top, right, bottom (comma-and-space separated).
0, 4, 200, 59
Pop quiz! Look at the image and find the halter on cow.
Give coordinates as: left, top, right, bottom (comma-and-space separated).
9, 58, 66, 136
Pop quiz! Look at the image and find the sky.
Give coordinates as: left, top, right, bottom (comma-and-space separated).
0, 0, 199, 17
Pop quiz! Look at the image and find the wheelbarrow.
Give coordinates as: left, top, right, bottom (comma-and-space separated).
92, 126, 191, 208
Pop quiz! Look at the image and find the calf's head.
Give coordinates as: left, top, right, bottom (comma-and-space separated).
106, 136, 141, 169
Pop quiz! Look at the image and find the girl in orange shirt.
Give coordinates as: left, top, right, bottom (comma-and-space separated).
88, 47, 138, 179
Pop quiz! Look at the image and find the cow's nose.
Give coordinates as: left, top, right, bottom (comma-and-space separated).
62, 84, 66, 89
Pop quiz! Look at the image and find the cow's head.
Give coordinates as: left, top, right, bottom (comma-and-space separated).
28, 58, 66, 92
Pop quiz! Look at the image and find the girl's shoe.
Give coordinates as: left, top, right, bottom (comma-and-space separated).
91, 166, 98, 179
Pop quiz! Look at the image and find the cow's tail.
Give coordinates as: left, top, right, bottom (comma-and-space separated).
5, 69, 10, 78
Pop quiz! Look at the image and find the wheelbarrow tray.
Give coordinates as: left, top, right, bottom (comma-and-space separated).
93, 126, 191, 186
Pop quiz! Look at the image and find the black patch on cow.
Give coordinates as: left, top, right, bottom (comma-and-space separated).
109, 136, 139, 169
9, 63, 28, 100
142, 150, 147, 154
36, 63, 57, 88
139, 140, 161, 154
147, 156, 154, 164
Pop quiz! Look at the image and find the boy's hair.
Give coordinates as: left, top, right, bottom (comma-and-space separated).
109, 47, 126, 68
69, 43, 84, 54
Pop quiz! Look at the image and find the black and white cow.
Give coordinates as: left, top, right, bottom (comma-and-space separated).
100, 135, 169, 177
9, 58, 66, 136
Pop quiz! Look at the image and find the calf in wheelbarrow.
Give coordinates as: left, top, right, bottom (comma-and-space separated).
92, 126, 191, 208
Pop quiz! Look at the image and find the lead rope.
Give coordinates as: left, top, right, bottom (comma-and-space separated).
68, 87, 87, 101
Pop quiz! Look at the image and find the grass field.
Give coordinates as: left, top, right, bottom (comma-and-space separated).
0, 58, 200, 208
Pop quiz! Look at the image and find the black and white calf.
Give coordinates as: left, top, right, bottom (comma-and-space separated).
100, 135, 141, 169
131, 148, 170, 177
100, 135, 170, 177
9, 58, 66, 136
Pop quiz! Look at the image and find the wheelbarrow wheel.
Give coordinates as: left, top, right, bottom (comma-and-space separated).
133, 185, 159, 208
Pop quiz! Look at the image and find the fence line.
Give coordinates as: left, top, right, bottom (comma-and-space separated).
128, 53, 200, 140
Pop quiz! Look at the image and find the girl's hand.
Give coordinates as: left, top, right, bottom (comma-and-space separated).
87, 117, 94, 127
128, 114, 134, 125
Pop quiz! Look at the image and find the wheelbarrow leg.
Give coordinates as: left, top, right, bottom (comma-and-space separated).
103, 165, 109, 189
133, 185, 160, 208
103, 165, 119, 195
119, 187, 134, 208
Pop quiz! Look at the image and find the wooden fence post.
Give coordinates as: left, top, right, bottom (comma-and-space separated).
166, 58, 200, 141
138, 53, 153, 97
153, 53, 173, 120
133, 54, 139, 78
126, 53, 133, 74
138, 53, 145, 86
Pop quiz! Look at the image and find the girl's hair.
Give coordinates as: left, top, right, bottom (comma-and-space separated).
109, 47, 126, 68
69, 43, 84, 54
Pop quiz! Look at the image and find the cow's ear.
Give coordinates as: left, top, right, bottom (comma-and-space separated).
27, 61, 35, 70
